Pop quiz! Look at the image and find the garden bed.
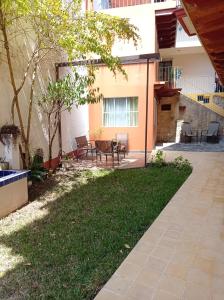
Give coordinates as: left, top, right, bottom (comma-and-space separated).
0, 165, 191, 299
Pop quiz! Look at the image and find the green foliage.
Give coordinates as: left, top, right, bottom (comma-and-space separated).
39, 72, 101, 114
151, 150, 166, 167
1, 0, 139, 74
150, 151, 192, 172
30, 151, 48, 182
173, 155, 192, 171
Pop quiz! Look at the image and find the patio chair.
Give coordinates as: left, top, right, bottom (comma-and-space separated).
95, 140, 119, 166
201, 121, 220, 143
115, 133, 128, 158
181, 122, 198, 143
75, 135, 96, 161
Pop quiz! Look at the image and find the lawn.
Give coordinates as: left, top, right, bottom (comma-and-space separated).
0, 165, 191, 299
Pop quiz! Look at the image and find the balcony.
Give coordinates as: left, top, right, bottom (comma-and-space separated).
93, 0, 180, 10
158, 65, 182, 88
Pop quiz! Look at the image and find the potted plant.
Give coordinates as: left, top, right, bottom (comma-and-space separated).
61, 151, 74, 170
0, 157, 9, 170
0, 124, 20, 148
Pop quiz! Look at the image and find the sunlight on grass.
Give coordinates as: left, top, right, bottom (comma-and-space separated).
0, 246, 24, 278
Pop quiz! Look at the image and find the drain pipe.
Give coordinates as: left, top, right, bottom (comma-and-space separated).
144, 58, 150, 167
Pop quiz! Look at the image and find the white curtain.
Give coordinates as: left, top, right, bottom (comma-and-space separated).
103, 97, 138, 127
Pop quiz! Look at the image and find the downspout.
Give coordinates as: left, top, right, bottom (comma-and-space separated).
144, 58, 150, 167
55, 64, 63, 164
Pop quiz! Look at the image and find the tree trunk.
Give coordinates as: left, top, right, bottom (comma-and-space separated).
26, 61, 38, 167
0, 8, 29, 168
47, 114, 52, 169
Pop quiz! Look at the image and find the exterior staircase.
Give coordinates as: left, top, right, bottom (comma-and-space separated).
183, 92, 224, 118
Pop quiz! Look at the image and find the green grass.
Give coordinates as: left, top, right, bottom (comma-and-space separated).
0, 165, 191, 299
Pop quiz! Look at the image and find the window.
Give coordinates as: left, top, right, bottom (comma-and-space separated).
103, 97, 138, 127
161, 104, 171, 111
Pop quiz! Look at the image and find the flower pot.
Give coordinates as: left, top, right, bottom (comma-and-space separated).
0, 162, 9, 170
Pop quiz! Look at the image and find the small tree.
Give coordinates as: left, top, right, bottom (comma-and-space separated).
38, 71, 102, 169
0, 0, 139, 168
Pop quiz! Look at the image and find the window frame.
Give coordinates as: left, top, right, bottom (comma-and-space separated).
102, 97, 139, 128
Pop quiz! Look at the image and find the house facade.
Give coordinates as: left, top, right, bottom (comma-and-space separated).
88, 0, 224, 151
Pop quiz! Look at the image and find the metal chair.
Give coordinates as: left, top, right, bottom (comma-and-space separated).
181, 122, 198, 143
115, 133, 128, 158
75, 136, 95, 160
95, 140, 119, 166
201, 121, 220, 143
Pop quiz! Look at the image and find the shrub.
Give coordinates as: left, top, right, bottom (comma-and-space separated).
151, 150, 166, 167
173, 156, 192, 170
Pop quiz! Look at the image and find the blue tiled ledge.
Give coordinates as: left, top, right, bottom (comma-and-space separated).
0, 170, 30, 188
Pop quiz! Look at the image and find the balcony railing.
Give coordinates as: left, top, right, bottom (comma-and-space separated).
93, 0, 180, 10
158, 66, 182, 88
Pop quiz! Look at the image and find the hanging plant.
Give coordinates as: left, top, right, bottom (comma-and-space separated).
0, 124, 20, 147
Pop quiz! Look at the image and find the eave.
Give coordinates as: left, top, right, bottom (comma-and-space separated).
181, 0, 224, 84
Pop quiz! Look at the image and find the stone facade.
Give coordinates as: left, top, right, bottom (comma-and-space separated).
213, 95, 224, 109
157, 94, 224, 143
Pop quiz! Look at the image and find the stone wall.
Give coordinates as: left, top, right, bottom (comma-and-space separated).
157, 95, 179, 142
213, 95, 224, 109
179, 95, 224, 135
157, 94, 224, 143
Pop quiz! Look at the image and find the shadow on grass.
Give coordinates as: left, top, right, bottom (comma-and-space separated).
0, 166, 191, 300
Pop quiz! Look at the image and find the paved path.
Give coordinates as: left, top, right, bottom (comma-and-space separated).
95, 152, 224, 300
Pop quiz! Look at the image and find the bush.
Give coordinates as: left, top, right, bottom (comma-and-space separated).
173, 156, 192, 170
151, 150, 166, 167
30, 149, 48, 182
150, 151, 192, 172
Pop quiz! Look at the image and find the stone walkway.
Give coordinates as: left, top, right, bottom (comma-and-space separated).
158, 141, 224, 152
95, 151, 224, 300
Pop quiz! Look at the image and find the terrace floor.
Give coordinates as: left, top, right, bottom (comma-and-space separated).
95, 151, 224, 300
64, 153, 146, 170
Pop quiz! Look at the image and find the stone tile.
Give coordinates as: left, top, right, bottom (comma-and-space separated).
158, 237, 180, 249
165, 262, 190, 280
213, 293, 224, 300
141, 228, 164, 244
95, 289, 123, 300
134, 240, 155, 255
158, 274, 185, 298
151, 245, 175, 262
213, 261, 224, 277
126, 249, 150, 267
193, 255, 215, 274
165, 229, 181, 240
183, 281, 211, 300
186, 267, 212, 287
136, 268, 162, 289
212, 277, 224, 294
116, 262, 142, 281
154, 289, 179, 300
104, 275, 132, 295
125, 282, 154, 300
145, 256, 167, 273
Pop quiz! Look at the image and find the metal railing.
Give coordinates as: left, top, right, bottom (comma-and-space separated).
93, 0, 180, 10
158, 66, 182, 88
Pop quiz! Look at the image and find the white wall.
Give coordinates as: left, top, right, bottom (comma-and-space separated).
176, 22, 201, 48
101, 4, 157, 56
0, 40, 89, 167
173, 52, 215, 94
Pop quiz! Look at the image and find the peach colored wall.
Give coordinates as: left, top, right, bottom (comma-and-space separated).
89, 63, 157, 151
